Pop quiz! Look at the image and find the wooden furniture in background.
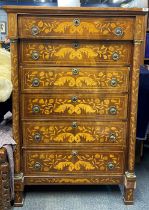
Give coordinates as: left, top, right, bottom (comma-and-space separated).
0, 148, 11, 210
3, 6, 147, 206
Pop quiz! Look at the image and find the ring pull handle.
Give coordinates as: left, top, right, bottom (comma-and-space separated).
109, 133, 116, 142
110, 78, 118, 87
34, 133, 42, 142
72, 68, 79, 75
107, 162, 115, 170
72, 150, 78, 157
114, 27, 123, 36
31, 51, 40, 60
109, 106, 117, 115
32, 105, 40, 113
32, 78, 40, 87
31, 26, 39, 36
73, 18, 80, 26
71, 96, 78, 103
72, 122, 77, 128
112, 52, 120, 61
34, 162, 41, 170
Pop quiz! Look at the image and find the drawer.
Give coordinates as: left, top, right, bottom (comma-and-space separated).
24, 150, 124, 175
18, 15, 134, 40
23, 121, 127, 147
22, 93, 128, 119
20, 40, 132, 66
21, 67, 129, 93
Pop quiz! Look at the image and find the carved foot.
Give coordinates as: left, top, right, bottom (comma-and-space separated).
14, 173, 24, 207
123, 172, 136, 205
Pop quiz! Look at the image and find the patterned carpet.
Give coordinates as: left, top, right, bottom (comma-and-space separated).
13, 146, 149, 210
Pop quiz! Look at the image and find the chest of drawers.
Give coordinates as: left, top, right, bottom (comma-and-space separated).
3, 6, 147, 206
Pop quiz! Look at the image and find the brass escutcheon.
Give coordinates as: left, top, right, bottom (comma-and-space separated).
72, 42, 79, 49
71, 96, 78, 103
73, 18, 80, 26
110, 78, 118, 87
72, 68, 79, 75
32, 78, 40, 87
31, 26, 39, 36
34, 133, 41, 142
34, 162, 41, 170
112, 52, 120, 61
31, 51, 40, 60
109, 106, 117, 115
72, 150, 78, 156
107, 162, 115, 170
72, 122, 77, 128
32, 105, 40, 113
114, 27, 123, 36
109, 133, 116, 142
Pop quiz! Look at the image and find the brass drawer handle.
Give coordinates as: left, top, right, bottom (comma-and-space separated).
112, 52, 120, 61
109, 133, 116, 142
73, 18, 80, 26
72, 42, 79, 49
34, 133, 42, 142
34, 162, 41, 170
72, 122, 77, 128
114, 27, 123, 36
31, 51, 39, 60
31, 26, 39, 36
72, 68, 79, 75
71, 96, 78, 103
110, 78, 118, 87
72, 150, 78, 156
107, 162, 115, 170
32, 78, 40, 87
109, 106, 117, 115
32, 105, 40, 113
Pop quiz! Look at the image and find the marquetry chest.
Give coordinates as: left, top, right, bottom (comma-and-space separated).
3, 6, 147, 206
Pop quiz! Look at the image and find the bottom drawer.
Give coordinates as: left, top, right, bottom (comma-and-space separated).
24, 150, 124, 175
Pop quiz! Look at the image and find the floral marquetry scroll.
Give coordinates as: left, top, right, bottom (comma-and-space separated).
25, 151, 124, 174
21, 41, 132, 66
19, 16, 134, 40
23, 94, 128, 119
23, 121, 126, 146
22, 67, 129, 92
4, 5, 147, 206
26, 177, 123, 185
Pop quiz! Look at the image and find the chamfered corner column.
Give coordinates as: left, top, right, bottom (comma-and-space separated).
124, 39, 143, 205
10, 39, 24, 206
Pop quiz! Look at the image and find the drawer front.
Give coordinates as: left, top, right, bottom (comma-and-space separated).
24, 150, 124, 175
22, 94, 128, 119
23, 121, 127, 147
20, 40, 132, 66
19, 16, 134, 40
21, 67, 129, 93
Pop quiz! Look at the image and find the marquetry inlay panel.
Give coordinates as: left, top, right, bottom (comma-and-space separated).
22, 94, 128, 119
4, 5, 146, 205
21, 40, 132, 66
23, 121, 126, 146
21, 67, 129, 92
18, 16, 134, 40
24, 150, 124, 174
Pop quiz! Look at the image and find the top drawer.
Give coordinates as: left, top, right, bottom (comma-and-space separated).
18, 16, 134, 40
